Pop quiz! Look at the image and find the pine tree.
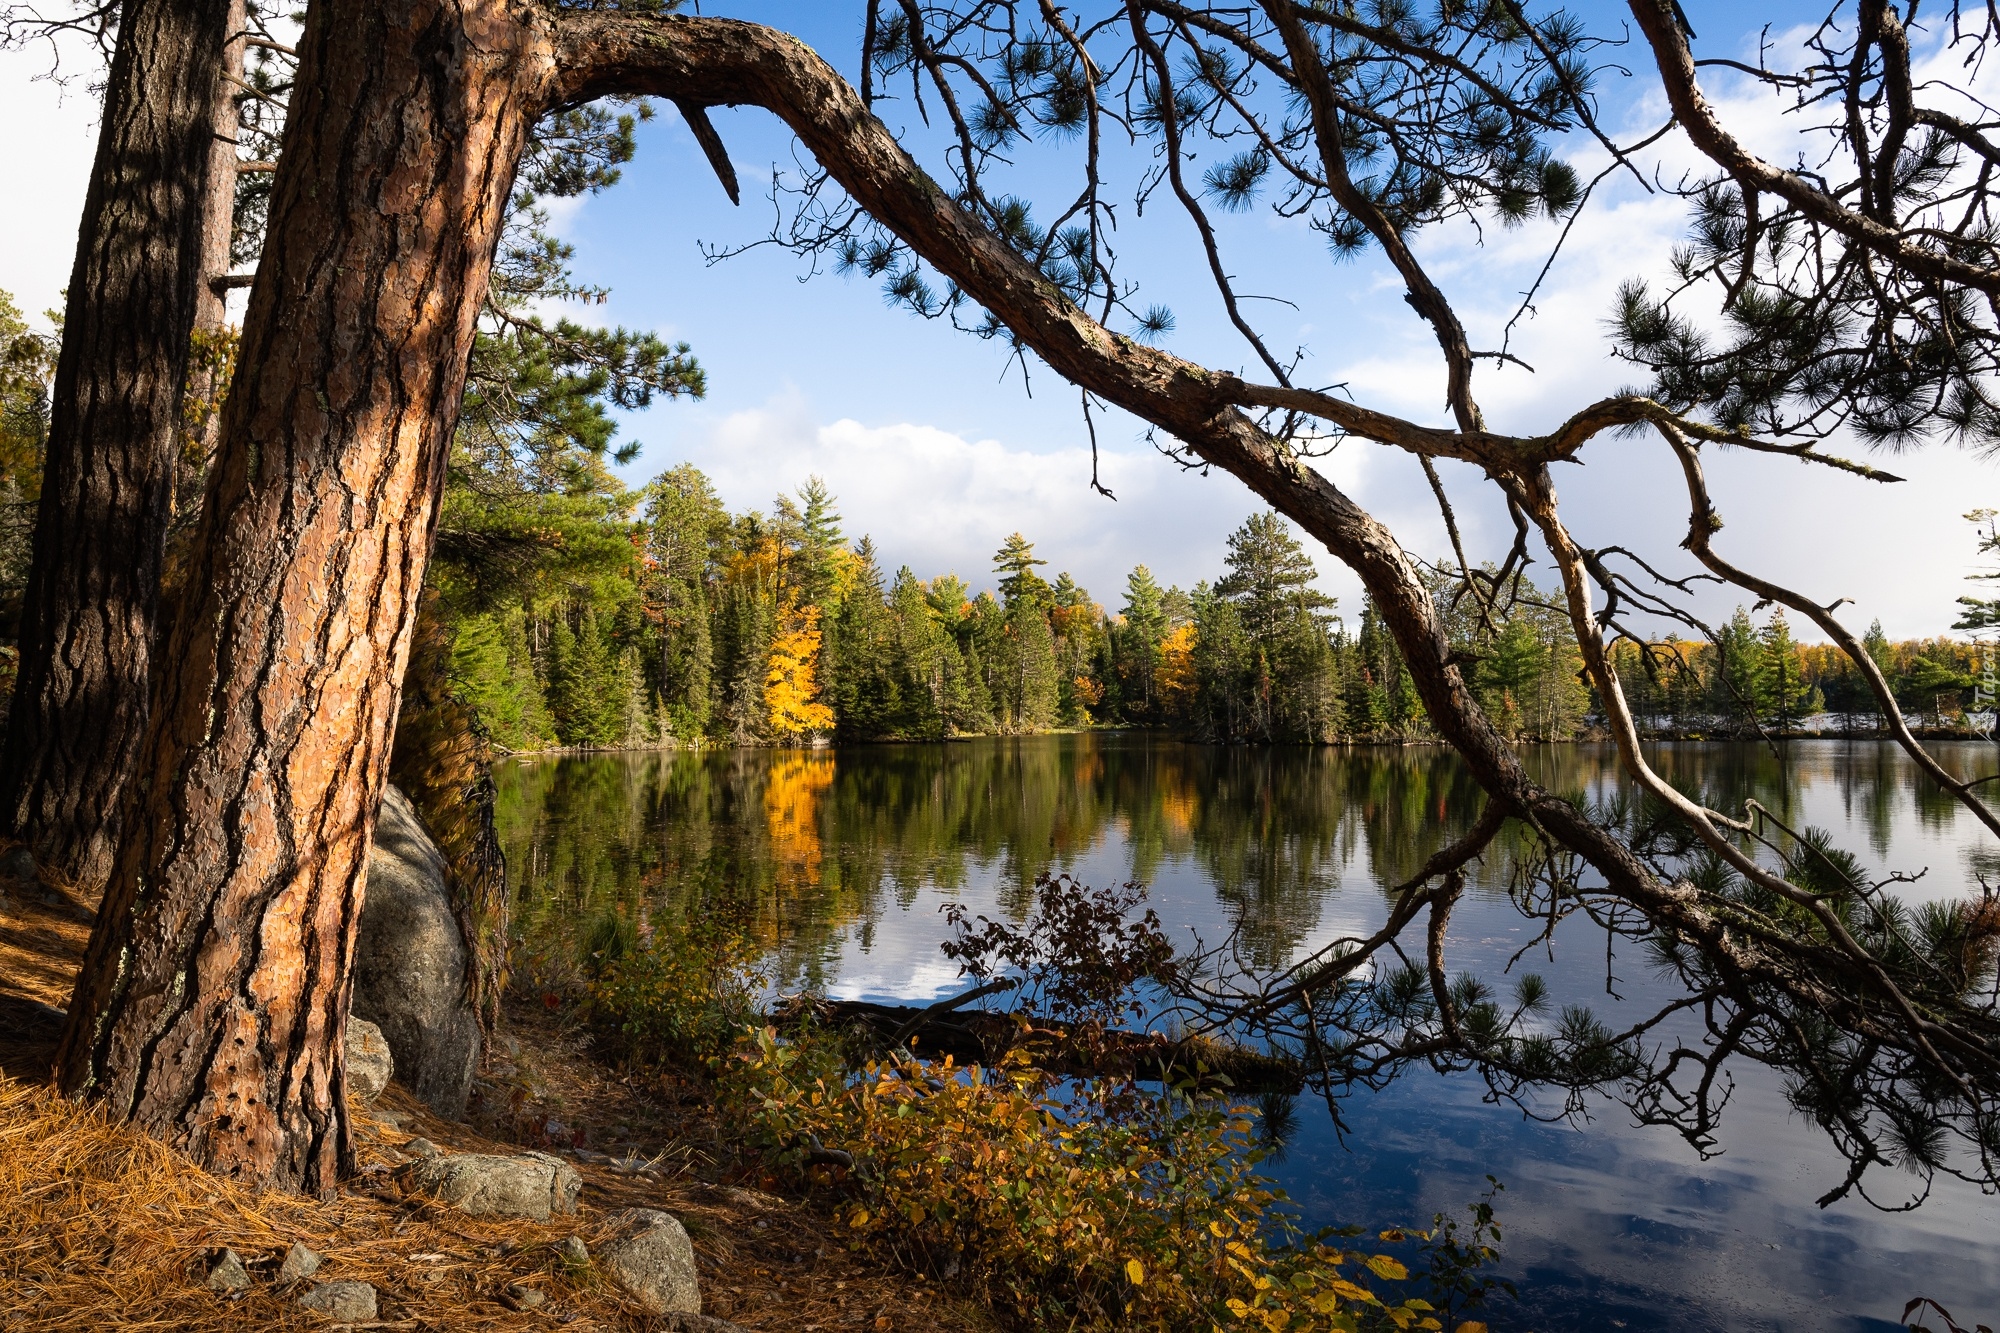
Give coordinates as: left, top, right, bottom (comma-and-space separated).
1116, 564, 1168, 720
1713, 608, 1769, 728
994, 531, 1051, 608
1009, 594, 1061, 729
1758, 609, 1816, 731
828, 536, 898, 737
1215, 511, 1336, 639
889, 566, 950, 737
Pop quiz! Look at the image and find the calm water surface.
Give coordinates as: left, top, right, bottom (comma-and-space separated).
496, 736, 2000, 1332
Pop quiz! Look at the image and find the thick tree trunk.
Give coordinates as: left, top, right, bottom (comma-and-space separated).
56, 0, 551, 1192
0, 0, 232, 887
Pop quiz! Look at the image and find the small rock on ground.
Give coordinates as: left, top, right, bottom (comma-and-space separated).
502, 1283, 546, 1311
278, 1241, 321, 1282
399, 1151, 580, 1220
598, 1208, 700, 1315
205, 1248, 251, 1293
556, 1235, 589, 1266
298, 1280, 377, 1321
403, 1136, 439, 1159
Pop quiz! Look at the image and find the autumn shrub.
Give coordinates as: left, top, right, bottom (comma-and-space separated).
721, 1025, 1505, 1332
584, 906, 766, 1066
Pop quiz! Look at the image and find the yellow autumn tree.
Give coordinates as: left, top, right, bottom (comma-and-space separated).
765, 603, 835, 738
1155, 622, 1198, 715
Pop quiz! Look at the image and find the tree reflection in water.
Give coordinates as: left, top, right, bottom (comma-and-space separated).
500, 735, 2000, 1212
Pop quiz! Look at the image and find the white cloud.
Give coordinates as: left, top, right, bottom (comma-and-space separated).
0, 42, 100, 320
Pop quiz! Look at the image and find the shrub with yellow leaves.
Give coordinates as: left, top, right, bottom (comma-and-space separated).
722, 1025, 1508, 1331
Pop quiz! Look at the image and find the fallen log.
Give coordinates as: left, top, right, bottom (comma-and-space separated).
770, 993, 1303, 1095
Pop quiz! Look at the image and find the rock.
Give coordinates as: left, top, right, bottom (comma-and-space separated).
298, 1280, 377, 1321
352, 784, 481, 1118
400, 1151, 580, 1220
556, 1235, 589, 1267
278, 1241, 322, 1283
598, 1208, 700, 1316
205, 1248, 251, 1293
501, 1283, 546, 1311
403, 1136, 440, 1159
344, 1018, 393, 1104
0, 845, 33, 882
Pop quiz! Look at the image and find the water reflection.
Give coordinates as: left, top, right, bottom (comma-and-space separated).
497, 736, 2000, 1331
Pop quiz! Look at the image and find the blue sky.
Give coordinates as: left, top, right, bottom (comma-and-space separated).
4, 0, 1997, 633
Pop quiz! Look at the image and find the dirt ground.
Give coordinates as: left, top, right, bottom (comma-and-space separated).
0, 876, 997, 1333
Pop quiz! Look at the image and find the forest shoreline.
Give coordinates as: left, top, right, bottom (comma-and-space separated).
489, 721, 2000, 759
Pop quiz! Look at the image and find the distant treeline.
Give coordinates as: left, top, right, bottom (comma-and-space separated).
434, 465, 1992, 751
1, 287, 1984, 751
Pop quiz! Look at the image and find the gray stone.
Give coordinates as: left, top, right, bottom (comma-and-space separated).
278, 1241, 321, 1283
400, 1151, 580, 1220
352, 784, 481, 1118
298, 1280, 377, 1321
205, 1247, 251, 1293
556, 1234, 589, 1267
0, 845, 33, 882
598, 1208, 700, 1316
403, 1136, 439, 1159
344, 1018, 393, 1105
502, 1283, 547, 1310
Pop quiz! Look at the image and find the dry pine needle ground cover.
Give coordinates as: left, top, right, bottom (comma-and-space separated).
0, 878, 995, 1333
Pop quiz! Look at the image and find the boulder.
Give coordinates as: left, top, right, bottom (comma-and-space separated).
598, 1208, 700, 1316
400, 1151, 581, 1220
344, 1019, 393, 1104
298, 1280, 377, 1321
0, 845, 34, 882
352, 784, 480, 1118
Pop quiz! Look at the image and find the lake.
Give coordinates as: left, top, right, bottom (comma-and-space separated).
495, 735, 2000, 1332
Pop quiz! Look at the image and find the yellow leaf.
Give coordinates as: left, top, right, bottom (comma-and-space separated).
1366, 1254, 1409, 1281
1327, 1279, 1373, 1302
1455, 1324, 1490, 1333
849, 1209, 870, 1228
1125, 1258, 1145, 1286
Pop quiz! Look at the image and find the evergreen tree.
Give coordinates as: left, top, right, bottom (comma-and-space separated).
994, 532, 1051, 608
1215, 511, 1335, 639
1758, 609, 1817, 730
789, 475, 846, 610
1713, 607, 1769, 728
1115, 564, 1168, 720
885, 566, 955, 736
1008, 594, 1062, 730
828, 537, 899, 737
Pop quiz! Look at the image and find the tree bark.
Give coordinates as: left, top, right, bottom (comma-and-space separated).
191, 0, 242, 337
0, 0, 232, 887
56, 0, 552, 1192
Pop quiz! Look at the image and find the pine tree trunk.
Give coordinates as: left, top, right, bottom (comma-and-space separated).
175, 0, 246, 516
190, 0, 242, 339
56, 0, 551, 1193
0, 0, 232, 886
